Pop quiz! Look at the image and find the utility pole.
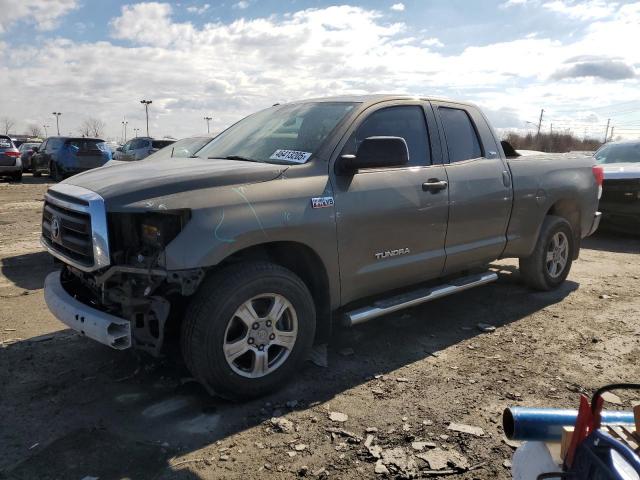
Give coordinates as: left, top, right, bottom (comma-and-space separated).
604, 118, 610, 143
550, 123, 553, 136
140, 100, 152, 137
121, 119, 128, 142
52, 112, 62, 135
43, 124, 50, 137
537, 108, 544, 136
609, 126, 615, 142
204, 116, 212, 133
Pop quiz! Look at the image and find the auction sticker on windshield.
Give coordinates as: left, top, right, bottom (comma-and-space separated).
270, 149, 312, 163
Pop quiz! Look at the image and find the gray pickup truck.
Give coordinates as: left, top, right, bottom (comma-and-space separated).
41, 95, 602, 399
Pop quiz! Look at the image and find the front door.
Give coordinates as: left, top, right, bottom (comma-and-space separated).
332, 102, 450, 304
432, 101, 512, 273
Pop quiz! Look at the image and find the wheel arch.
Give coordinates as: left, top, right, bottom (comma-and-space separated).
546, 198, 581, 259
215, 241, 334, 343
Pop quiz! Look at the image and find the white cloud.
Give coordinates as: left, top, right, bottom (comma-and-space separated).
421, 37, 444, 48
542, 0, 618, 20
233, 1, 250, 9
500, 0, 528, 8
1, 2, 640, 140
186, 3, 210, 14
0, 0, 78, 32
390, 3, 405, 11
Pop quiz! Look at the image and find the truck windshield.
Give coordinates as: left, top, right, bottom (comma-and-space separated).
196, 102, 357, 164
595, 143, 640, 164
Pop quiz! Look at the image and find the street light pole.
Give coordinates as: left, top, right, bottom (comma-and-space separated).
140, 100, 152, 137
43, 124, 50, 136
204, 116, 212, 133
121, 120, 128, 142
52, 112, 62, 135
133, 128, 140, 137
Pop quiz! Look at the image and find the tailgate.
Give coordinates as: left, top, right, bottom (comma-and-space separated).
0, 152, 16, 167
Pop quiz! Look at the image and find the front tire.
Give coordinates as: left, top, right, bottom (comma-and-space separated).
181, 262, 316, 400
50, 162, 62, 182
519, 215, 574, 291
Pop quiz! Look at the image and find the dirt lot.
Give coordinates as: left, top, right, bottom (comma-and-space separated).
1, 176, 639, 480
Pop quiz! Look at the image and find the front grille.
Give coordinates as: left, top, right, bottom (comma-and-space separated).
602, 179, 640, 204
42, 199, 94, 267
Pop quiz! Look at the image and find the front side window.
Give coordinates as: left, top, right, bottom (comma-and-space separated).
343, 105, 431, 167
439, 107, 483, 163
196, 102, 357, 164
47, 139, 64, 151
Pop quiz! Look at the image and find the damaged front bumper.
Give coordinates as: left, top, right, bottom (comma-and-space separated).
44, 270, 132, 350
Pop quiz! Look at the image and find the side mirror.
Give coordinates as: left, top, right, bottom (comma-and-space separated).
336, 136, 409, 175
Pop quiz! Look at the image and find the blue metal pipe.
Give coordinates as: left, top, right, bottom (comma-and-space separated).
503, 407, 635, 441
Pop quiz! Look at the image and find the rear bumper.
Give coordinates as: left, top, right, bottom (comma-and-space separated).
587, 211, 602, 236
44, 271, 131, 350
0, 163, 21, 174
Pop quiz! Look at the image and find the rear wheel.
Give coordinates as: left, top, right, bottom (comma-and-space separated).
519, 215, 574, 291
11, 171, 22, 182
33, 171, 41, 178
181, 262, 316, 400
50, 162, 62, 182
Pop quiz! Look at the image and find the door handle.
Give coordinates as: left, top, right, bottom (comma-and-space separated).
422, 179, 448, 192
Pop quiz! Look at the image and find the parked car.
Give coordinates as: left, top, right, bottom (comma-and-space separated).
41, 95, 601, 400
0, 135, 22, 181
594, 140, 640, 233
106, 135, 213, 166
112, 137, 175, 162
18, 142, 41, 172
31, 137, 111, 181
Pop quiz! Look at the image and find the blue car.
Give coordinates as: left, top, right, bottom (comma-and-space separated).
31, 137, 111, 181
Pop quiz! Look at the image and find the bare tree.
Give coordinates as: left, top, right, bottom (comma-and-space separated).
79, 118, 106, 138
27, 124, 43, 138
2, 117, 16, 135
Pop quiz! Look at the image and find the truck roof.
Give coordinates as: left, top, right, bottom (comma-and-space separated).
289, 94, 477, 108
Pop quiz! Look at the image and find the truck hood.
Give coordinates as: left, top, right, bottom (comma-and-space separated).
601, 162, 640, 180
63, 157, 287, 205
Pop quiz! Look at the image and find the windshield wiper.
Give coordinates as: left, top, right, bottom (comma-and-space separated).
211, 155, 261, 163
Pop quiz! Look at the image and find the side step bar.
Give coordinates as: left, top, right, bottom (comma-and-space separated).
343, 271, 498, 327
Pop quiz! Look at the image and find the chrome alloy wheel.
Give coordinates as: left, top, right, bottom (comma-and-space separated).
222, 294, 298, 378
545, 231, 569, 278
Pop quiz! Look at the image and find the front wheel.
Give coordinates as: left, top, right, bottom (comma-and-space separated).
519, 215, 574, 291
181, 262, 316, 400
50, 162, 63, 182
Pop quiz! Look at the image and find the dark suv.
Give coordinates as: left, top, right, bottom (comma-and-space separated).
32, 137, 111, 181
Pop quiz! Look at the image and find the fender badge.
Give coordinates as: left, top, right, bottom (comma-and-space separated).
311, 197, 334, 209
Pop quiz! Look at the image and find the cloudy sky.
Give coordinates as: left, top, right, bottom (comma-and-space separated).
1, 0, 639, 141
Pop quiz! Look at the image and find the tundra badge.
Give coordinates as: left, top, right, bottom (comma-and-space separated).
375, 248, 410, 260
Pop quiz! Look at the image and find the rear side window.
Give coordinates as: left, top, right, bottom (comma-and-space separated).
345, 105, 431, 166
152, 140, 174, 149
47, 139, 64, 151
439, 107, 483, 163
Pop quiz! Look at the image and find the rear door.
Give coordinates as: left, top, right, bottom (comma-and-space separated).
332, 101, 450, 304
431, 101, 512, 273
134, 139, 150, 160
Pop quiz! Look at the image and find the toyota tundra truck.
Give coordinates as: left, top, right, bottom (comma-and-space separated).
40, 95, 602, 399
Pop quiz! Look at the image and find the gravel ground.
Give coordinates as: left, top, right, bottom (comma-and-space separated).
0, 175, 639, 480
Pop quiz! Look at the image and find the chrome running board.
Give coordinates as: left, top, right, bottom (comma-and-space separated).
343, 272, 498, 327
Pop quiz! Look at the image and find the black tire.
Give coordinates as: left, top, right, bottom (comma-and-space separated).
12, 171, 22, 182
33, 171, 41, 178
181, 261, 316, 400
519, 215, 574, 291
50, 162, 62, 182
